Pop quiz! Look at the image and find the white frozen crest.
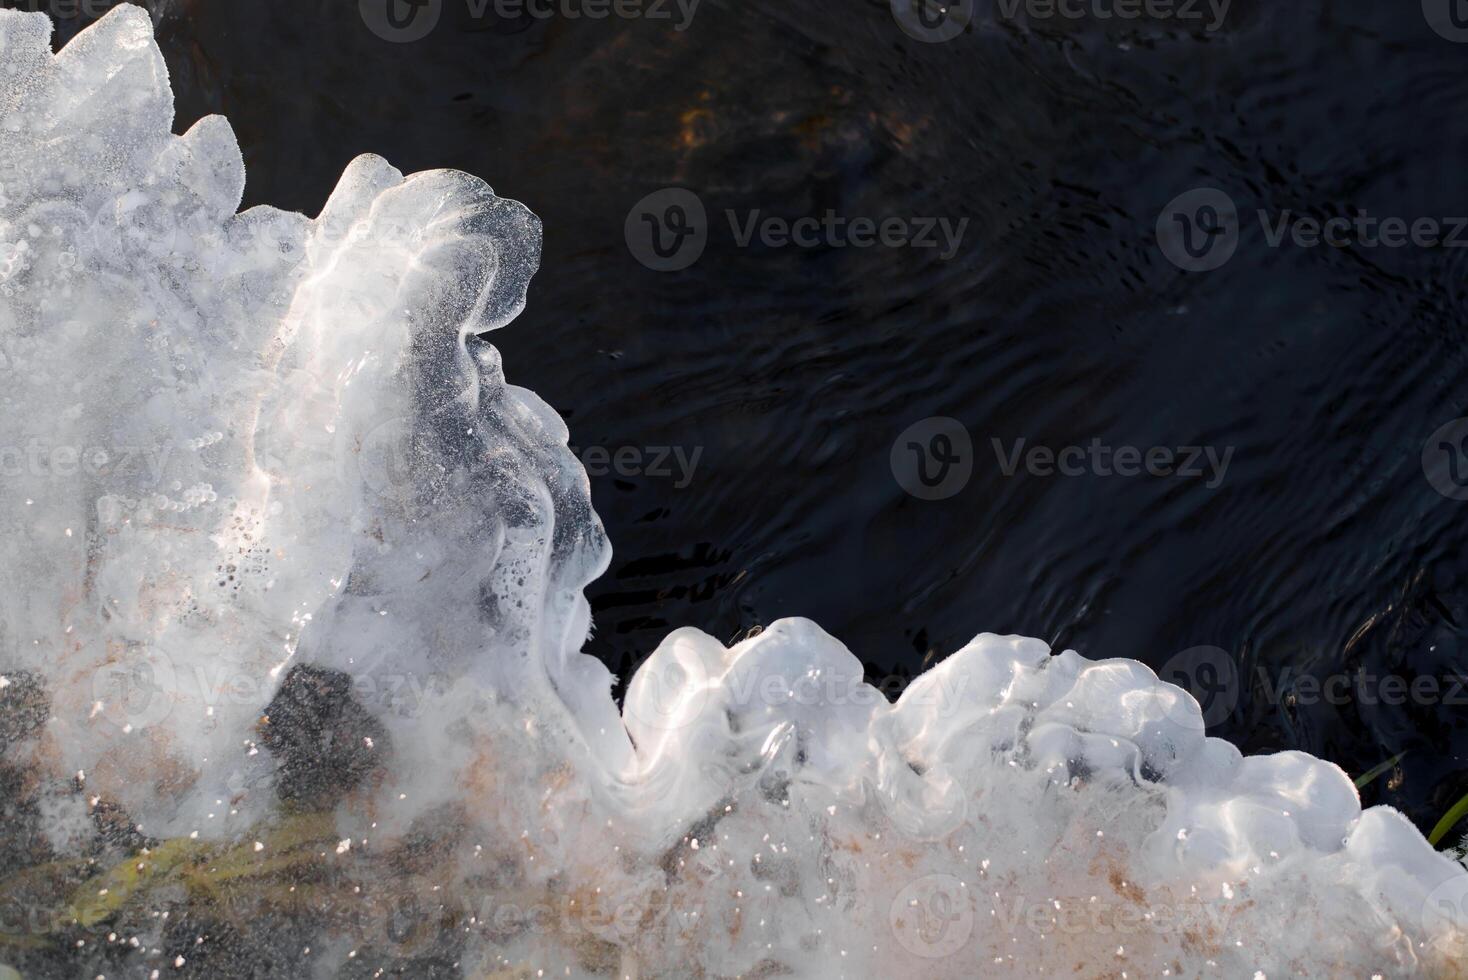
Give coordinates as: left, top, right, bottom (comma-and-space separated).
0, 7, 1465, 978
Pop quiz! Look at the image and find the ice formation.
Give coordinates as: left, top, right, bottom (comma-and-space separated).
1, 7, 1467, 978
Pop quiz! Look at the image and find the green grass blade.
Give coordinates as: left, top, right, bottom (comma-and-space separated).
1429, 791, 1468, 847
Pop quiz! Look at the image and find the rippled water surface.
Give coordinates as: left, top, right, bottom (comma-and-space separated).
18, 0, 1468, 838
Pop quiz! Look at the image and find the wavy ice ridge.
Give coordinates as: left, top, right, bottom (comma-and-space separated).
0, 7, 1465, 978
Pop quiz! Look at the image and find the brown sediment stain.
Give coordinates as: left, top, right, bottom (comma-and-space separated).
460, 733, 504, 802
558, 880, 628, 973
893, 847, 922, 869
1424, 942, 1468, 979
1107, 867, 1145, 905
93, 724, 199, 800
544, 761, 576, 796
724, 891, 743, 942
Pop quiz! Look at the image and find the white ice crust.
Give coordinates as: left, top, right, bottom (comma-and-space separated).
1, 7, 1466, 977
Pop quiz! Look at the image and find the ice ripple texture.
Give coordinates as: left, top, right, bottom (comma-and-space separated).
0, 7, 1465, 978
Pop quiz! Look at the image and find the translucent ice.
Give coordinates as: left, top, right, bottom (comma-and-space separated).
0, 7, 1465, 978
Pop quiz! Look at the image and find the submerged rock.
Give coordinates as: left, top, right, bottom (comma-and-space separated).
0, 671, 50, 751
258, 665, 389, 809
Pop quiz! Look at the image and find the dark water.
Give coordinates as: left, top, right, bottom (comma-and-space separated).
16, 0, 1468, 841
